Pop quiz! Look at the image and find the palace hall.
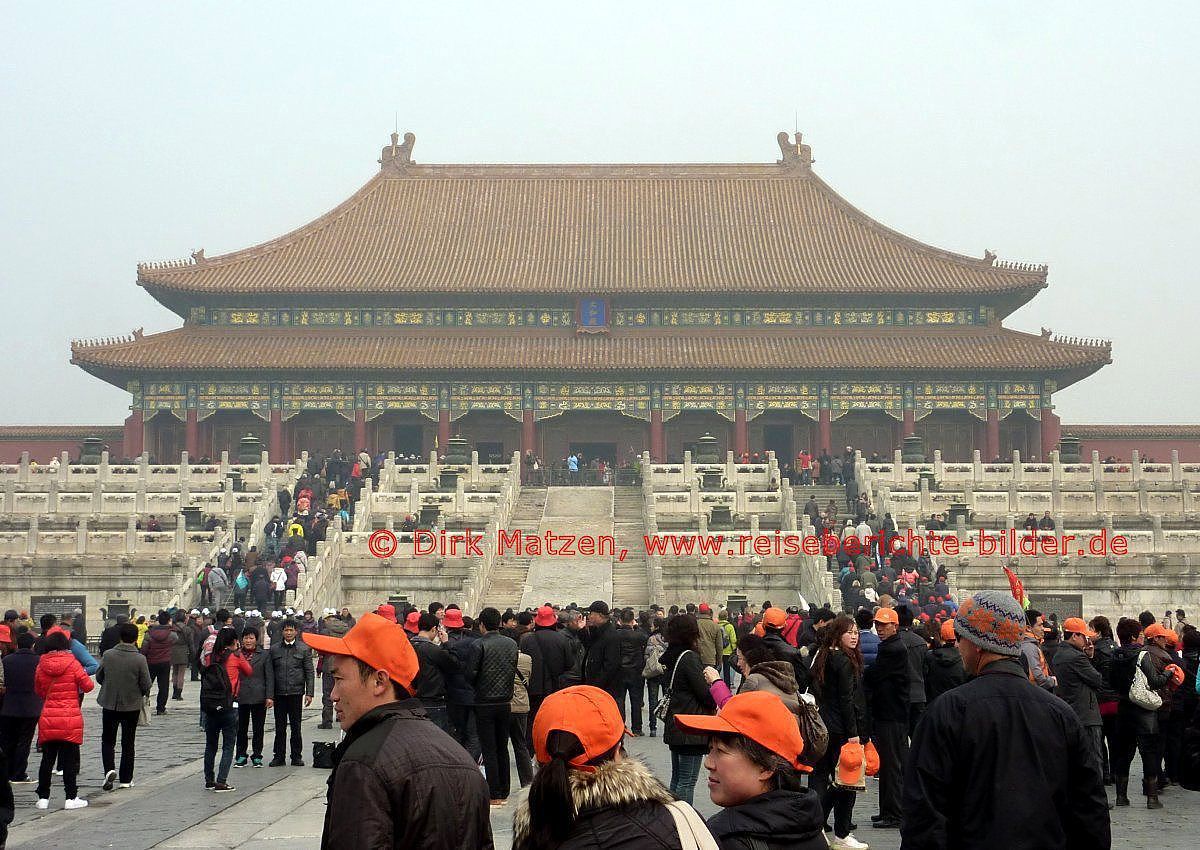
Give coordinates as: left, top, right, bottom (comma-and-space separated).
69, 131, 1111, 465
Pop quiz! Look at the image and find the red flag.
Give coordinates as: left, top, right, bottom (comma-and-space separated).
1003, 565, 1028, 609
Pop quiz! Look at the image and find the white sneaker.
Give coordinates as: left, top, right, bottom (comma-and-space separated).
830, 834, 870, 850
119, 782, 134, 789
103, 769, 117, 791
64, 797, 89, 810
52, 769, 63, 776
35, 798, 49, 810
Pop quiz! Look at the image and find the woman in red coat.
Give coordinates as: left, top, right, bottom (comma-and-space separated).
33, 630, 94, 810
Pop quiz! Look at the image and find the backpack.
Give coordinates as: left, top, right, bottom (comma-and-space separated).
200, 654, 234, 713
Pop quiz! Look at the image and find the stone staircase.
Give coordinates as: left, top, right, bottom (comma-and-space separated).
794, 483, 853, 525
612, 485, 650, 609
480, 486, 546, 609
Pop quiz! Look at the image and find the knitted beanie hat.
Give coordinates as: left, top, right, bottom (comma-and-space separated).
954, 590, 1024, 657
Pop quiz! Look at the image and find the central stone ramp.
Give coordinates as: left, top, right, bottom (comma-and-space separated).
519, 487, 613, 609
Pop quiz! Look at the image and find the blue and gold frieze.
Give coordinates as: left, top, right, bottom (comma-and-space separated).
280, 383, 356, 412
449, 382, 523, 417
662, 383, 734, 413
192, 306, 989, 329
915, 382, 986, 414
534, 382, 650, 418
831, 382, 903, 411
364, 382, 439, 413
746, 382, 819, 413
198, 382, 270, 413
998, 381, 1042, 413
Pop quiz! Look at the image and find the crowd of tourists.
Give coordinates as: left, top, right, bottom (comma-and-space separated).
5, 588, 1200, 848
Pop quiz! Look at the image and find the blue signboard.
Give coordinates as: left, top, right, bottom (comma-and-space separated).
578, 298, 609, 329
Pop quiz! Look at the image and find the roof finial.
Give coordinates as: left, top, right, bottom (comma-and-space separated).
380, 130, 416, 171
777, 130, 813, 168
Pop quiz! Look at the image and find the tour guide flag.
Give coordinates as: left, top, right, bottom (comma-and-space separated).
1003, 565, 1030, 610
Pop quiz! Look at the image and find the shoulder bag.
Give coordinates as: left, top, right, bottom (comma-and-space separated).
654, 649, 690, 722
1129, 650, 1163, 710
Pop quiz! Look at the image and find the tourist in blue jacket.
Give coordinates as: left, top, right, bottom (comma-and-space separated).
854, 609, 879, 667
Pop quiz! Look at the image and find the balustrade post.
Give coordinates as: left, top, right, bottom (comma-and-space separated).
76, 517, 88, 556
26, 515, 38, 555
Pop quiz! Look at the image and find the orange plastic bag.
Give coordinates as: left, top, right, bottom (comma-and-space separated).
864, 740, 880, 777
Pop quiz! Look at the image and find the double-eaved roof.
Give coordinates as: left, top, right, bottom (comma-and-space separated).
73, 131, 1111, 389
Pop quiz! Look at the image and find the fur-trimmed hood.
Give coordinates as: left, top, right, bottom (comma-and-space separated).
512, 755, 674, 848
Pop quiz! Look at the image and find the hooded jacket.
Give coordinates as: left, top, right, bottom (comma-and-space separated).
923, 645, 968, 704
33, 650, 94, 745
582, 619, 623, 699
511, 755, 682, 850
706, 789, 828, 850
141, 623, 177, 666
1053, 642, 1103, 727
324, 700, 493, 850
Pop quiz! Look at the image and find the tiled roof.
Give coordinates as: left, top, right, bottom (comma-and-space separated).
1063, 424, 1200, 439
72, 326, 1110, 383
136, 134, 1047, 300
0, 425, 123, 440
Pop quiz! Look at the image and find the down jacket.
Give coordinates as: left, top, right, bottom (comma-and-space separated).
141, 623, 177, 666
33, 650, 94, 745
512, 755, 682, 850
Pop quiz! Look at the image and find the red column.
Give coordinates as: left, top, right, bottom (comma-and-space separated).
985, 409, 1000, 461
650, 410, 664, 461
185, 409, 199, 459
902, 409, 915, 439
438, 410, 451, 455
818, 409, 831, 456
1041, 409, 1061, 459
522, 410, 536, 458
354, 409, 367, 452
123, 411, 143, 460
269, 410, 283, 463
734, 410, 748, 457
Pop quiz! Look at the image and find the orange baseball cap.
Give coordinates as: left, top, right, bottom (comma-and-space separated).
532, 686, 629, 771
1165, 629, 1179, 646
1144, 623, 1169, 641
301, 612, 418, 693
939, 620, 957, 643
836, 741, 866, 789
673, 691, 811, 772
1062, 617, 1097, 638
762, 607, 788, 629
873, 607, 899, 626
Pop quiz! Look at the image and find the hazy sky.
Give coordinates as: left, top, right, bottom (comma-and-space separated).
2, 2, 1197, 425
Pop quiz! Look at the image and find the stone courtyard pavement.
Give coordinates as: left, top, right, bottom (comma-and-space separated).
7, 687, 1196, 849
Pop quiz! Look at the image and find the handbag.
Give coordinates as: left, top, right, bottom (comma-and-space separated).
138, 695, 151, 727
1129, 651, 1164, 710
313, 741, 336, 769
654, 650, 690, 722
796, 690, 829, 765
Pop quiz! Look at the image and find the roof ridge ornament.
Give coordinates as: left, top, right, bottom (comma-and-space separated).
776, 131, 813, 168
981, 249, 997, 267
191, 248, 206, 265
380, 131, 416, 172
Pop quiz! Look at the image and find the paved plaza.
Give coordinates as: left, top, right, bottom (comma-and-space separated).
5, 684, 1194, 849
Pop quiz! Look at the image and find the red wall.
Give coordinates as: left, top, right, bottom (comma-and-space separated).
1076, 438, 1200, 463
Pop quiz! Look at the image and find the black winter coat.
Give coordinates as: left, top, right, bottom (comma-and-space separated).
410, 635, 457, 703
706, 789, 828, 850
444, 632, 478, 705
468, 632, 519, 704
519, 627, 574, 697
923, 646, 967, 704
661, 647, 716, 750
811, 649, 866, 740
901, 658, 1110, 850
762, 631, 809, 692
265, 640, 314, 699
618, 625, 649, 673
582, 620, 623, 699
324, 700, 493, 850
863, 634, 910, 723
0, 650, 43, 717
899, 628, 928, 704
1053, 642, 1103, 727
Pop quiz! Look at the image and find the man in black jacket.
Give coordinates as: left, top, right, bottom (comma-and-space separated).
409, 613, 458, 735
518, 606, 573, 729
1056, 616, 1108, 806
303, 613, 493, 849
760, 607, 810, 692
863, 607, 909, 829
582, 601, 622, 702
265, 619, 314, 767
897, 605, 929, 737
616, 607, 649, 734
467, 607, 518, 804
902, 591, 1110, 849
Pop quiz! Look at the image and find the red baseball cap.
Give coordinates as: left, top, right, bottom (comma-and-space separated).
403, 610, 420, 634
534, 605, 558, 628
674, 691, 810, 772
442, 608, 465, 629
698, 603, 712, 614
532, 686, 630, 772
302, 612, 418, 693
